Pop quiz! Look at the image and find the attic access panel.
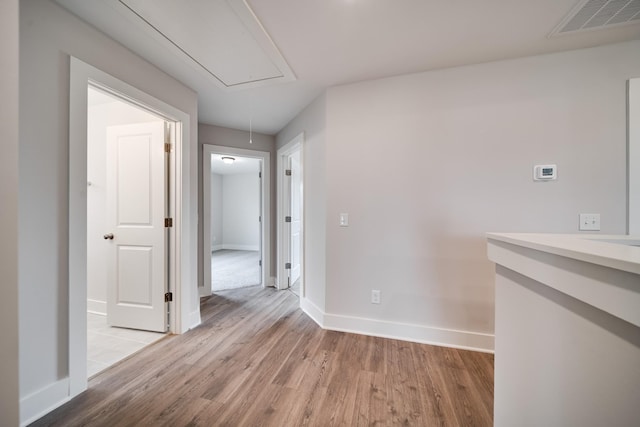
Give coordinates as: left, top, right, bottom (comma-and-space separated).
119, 0, 295, 88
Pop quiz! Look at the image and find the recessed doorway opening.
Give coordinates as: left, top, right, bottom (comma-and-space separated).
69, 57, 194, 398
86, 86, 169, 377
202, 145, 271, 296
210, 155, 262, 291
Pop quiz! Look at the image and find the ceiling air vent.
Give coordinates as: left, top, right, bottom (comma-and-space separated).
551, 0, 640, 35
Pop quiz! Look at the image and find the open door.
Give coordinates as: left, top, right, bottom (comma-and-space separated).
276, 134, 303, 291
283, 155, 292, 287
258, 162, 264, 282
105, 121, 168, 332
290, 151, 301, 284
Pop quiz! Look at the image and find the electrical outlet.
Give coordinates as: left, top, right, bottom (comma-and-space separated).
371, 290, 381, 304
579, 213, 600, 231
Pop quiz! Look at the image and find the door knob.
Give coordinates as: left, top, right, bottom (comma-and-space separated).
103, 233, 114, 240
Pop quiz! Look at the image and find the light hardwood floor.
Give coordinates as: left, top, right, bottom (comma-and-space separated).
32, 286, 494, 426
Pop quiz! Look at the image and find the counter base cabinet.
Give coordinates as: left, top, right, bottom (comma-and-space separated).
495, 266, 640, 427
488, 234, 640, 427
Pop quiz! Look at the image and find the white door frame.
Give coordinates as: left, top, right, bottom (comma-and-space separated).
277, 133, 304, 293
629, 78, 639, 234
201, 144, 271, 296
69, 57, 194, 397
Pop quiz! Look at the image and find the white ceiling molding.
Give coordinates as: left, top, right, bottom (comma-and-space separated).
118, 0, 296, 90
551, 0, 640, 36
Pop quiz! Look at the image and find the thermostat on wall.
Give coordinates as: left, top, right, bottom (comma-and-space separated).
533, 164, 557, 181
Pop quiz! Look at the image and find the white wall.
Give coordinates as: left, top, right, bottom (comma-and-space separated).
19, 0, 198, 423
220, 173, 260, 250
0, 0, 20, 424
278, 41, 640, 351
211, 172, 223, 250
87, 97, 163, 314
277, 94, 327, 313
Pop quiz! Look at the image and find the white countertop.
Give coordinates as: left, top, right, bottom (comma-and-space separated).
486, 233, 640, 275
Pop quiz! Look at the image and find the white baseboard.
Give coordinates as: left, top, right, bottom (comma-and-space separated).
20, 378, 70, 426
300, 299, 494, 353
267, 276, 277, 287
325, 313, 494, 353
211, 244, 223, 252
198, 285, 211, 298
300, 297, 325, 327
188, 309, 201, 331
87, 299, 106, 316
220, 244, 260, 251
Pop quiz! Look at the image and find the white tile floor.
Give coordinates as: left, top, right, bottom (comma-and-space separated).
87, 312, 166, 378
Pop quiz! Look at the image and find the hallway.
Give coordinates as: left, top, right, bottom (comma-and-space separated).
32, 286, 494, 426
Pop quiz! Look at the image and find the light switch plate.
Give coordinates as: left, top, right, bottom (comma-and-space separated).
339, 213, 349, 227
371, 290, 381, 304
579, 213, 600, 231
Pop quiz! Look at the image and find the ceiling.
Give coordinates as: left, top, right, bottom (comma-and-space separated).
210, 155, 261, 175
55, 0, 640, 135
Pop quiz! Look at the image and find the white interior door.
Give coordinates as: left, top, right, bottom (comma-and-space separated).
106, 121, 168, 332
283, 155, 292, 287
290, 151, 301, 284
258, 163, 264, 281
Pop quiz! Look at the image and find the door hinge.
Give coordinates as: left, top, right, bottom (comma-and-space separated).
285, 216, 292, 223
259, 260, 262, 267
259, 216, 262, 222
259, 172, 262, 178
285, 169, 292, 176
285, 263, 291, 270
165, 292, 173, 302
164, 142, 171, 153
165, 218, 173, 227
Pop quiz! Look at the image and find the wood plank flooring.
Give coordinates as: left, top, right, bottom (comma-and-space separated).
31, 286, 494, 426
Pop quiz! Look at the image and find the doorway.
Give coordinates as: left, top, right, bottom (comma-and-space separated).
202, 145, 271, 296
69, 57, 194, 398
86, 86, 168, 376
277, 133, 304, 295
210, 155, 262, 291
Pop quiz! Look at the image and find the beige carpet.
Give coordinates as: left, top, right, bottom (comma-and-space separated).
211, 249, 261, 291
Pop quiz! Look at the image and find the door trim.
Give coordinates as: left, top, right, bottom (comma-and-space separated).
629, 78, 639, 234
277, 133, 305, 293
201, 144, 271, 296
69, 57, 194, 398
